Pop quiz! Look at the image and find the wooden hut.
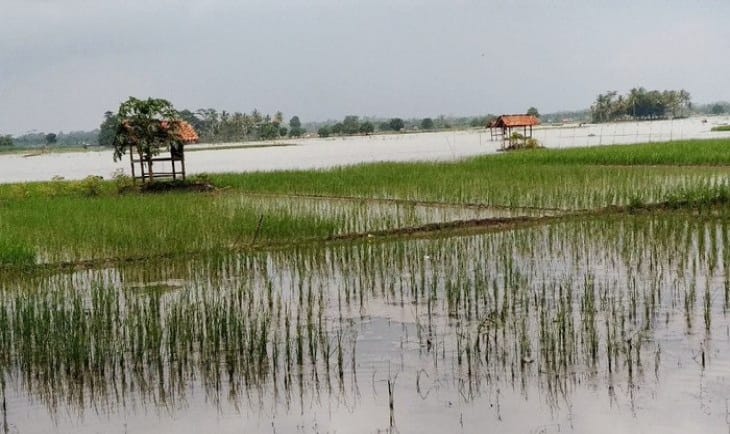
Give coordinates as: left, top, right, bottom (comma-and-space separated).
488, 115, 540, 147
124, 120, 199, 183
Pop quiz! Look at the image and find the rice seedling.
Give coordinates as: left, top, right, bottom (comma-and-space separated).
1, 138, 730, 432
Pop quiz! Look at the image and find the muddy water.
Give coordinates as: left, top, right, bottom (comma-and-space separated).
2, 214, 730, 433
2, 116, 730, 184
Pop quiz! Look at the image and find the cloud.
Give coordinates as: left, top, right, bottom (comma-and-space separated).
1, 0, 729, 135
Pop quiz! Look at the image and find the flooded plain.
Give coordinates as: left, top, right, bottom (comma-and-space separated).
2, 212, 730, 433
1, 116, 730, 184
3, 118, 730, 433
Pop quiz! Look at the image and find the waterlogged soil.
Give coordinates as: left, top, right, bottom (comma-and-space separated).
2, 214, 730, 433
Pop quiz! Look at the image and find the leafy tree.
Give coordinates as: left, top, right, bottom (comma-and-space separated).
45, 133, 57, 145
526, 107, 540, 118
259, 122, 280, 140
342, 115, 360, 135
279, 126, 288, 137
178, 109, 206, 134
289, 126, 305, 137
592, 87, 691, 123
317, 126, 332, 137
289, 116, 301, 129
359, 121, 374, 134
111, 97, 187, 182
273, 111, 284, 126
98, 111, 119, 147
389, 118, 404, 132
331, 123, 344, 135
421, 118, 434, 130
0, 135, 13, 147
378, 121, 392, 131
711, 104, 726, 115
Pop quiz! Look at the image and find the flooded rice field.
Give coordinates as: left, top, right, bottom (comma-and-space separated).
1, 116, 730, 184
2, 212, 730, 433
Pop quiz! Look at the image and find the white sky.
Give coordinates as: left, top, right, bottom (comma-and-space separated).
1, 0, 729, 135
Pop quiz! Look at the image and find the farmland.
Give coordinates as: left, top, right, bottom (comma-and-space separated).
1, 138, 730, 433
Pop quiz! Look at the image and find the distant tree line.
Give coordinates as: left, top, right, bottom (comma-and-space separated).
694, 102, 730, 115
591, 88, 691, 123
8, 130, 98, 148
98, 108, 305, 146
314, 114, 498, 138
0, 135, 13, 147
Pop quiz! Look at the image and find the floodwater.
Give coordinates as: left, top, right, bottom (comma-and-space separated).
1, 116, 730, 184
2, 214, 730, 433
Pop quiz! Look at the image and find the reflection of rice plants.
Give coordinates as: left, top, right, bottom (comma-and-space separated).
0, 278, 357, 416
1, 199, 729, 431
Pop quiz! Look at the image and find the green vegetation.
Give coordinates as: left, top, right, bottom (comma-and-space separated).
2, 139, 730, 270
1, 211, 727, 423
711, 125, 730, 132
3, 137, 730, 431
212, 139, 730, 209
591, 87, 691, 122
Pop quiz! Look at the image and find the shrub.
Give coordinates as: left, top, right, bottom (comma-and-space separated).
113, 170, 136, 194
79, 175, 104, 197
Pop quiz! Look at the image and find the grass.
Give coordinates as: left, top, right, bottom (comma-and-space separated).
210, 139, 730, 209
4, 138, 730, 431
2, 138, 730, 267
711, 125, 730, 132
1, 211, 725, 419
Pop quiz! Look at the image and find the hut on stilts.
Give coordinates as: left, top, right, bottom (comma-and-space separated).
121, 120, 199, 183
488, 115, 540, 150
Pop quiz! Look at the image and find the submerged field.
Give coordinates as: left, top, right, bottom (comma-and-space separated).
1, 139, 730, 433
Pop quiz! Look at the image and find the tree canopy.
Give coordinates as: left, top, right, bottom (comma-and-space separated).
590, 88, 691, 123
111, 97, 186, 162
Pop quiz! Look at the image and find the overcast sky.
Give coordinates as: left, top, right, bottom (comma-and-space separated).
1, 0, 729, 135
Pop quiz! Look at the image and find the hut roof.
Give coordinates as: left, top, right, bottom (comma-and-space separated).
163, 120, 199, 144
492, 115, 540, 128
120, 119, 199, 145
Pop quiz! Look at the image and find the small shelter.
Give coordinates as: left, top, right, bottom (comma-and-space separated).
124, 120, 199, 183
488, 115, 540, 147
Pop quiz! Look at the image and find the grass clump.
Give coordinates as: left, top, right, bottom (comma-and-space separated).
0, 238, 35, 267
711, 125, 730, 132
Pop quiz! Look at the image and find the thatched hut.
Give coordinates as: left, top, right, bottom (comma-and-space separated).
121, 120, 199, 183
488, 115, 540, 147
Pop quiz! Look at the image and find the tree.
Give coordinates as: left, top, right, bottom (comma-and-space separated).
289, 116, 301, 129
342, 115, 360, 135
111, 97, 187, 181
331, 122, 344, 135
711, 104, 726, 115
279, 126, 288, 137
359, 121, 374, 134
259, 122, 279, 140
421, 118, 434, 130
378, 121, 392, 131
0, 135, 13, 147
45, 133, 57, 146
98, 111, 119, 147
273, 111, 284, 126
389, 118, 404, 132
526, 107, 540, 118
317, 125, 332, 137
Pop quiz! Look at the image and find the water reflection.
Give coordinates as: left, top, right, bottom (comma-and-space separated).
1, 213, 730, 432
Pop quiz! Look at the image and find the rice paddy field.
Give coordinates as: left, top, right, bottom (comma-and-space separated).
2, 139, 730, 433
